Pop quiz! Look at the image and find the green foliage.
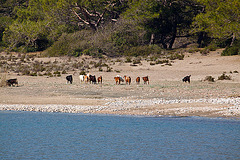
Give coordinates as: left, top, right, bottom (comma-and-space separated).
46, 30, 92, 56
193, 0, 240, 45
169, 53, 184, 60
222, 41, 240, 56
79, 71, 86, 75
206, 44, 218, 51
125, 57, 132, 63
124, 0, 201, 49
124, 45, 162, 56
2, 0, 238, 58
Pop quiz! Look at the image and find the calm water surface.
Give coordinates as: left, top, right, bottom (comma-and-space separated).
0, 111, 240, 160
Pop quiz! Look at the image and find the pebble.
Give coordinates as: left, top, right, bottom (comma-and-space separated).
0, 97, 239, 116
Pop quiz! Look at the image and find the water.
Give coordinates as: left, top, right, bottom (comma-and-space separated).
0, 111, 240, 160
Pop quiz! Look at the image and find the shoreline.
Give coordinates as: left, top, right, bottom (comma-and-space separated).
1, 97, 239, 118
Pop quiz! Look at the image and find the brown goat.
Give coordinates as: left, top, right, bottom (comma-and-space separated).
124, 76, 131, 85
136, 77, 140, 84
142, 76, 149, 84
98, 76, 102, 84
114, 77, 121, 85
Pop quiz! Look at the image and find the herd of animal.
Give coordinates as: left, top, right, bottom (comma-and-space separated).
5, 74, 191, 87
67, 74, 191, 84
66, 74, 150, 85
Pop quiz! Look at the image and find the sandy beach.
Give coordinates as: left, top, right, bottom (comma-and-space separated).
1, 50, 240, 118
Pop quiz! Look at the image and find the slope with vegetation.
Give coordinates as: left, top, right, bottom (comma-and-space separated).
0, 0, 239, 57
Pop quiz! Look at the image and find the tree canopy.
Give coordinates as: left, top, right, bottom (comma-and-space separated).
0, 0, 239, 56
193, 0, 240, 46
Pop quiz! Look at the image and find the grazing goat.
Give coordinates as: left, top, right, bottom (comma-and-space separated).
114, 77, 121, 85
6, 78, 18, 87
124, 76, 131, 85
136, 77, 140, 84
142, 76, 149, 84
89, 75, 97, 84
182, 75, 191, 83
79, 75, 85, 83
84, 75, 88, 83
114, 75, 124, 85
66, 75, 73, 84
98, 76, 102, 84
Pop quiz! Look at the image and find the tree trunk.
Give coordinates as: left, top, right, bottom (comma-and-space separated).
230, 33, 236, 46
197, 32, 204, 48
149, 33, 155, 45
168, 23, 177, 49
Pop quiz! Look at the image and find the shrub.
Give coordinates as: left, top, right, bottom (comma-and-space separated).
115, 70, 120, 73
30, 72, 38, 76
222, 46, 240, 56
79, 71, 86, 75
124, 45, 162, 57
22, 69, 30, 75
200, 48, 209, 55
62, 70, 67, 74
188, 48, 201, 53
218, 73, 231, 80
106, 66, 112, 72
206, 44, 218, 51
169, 53, 184, 60
53, 71, 61, 76
233, 70, 239, 73
150, 62, 155, 65
156, 60, 169, 64
125, 57, 132, 63
44, 72, 53, 77
204, 76, 215, 82
222, 40, 240, 56
46, 31, 93, 57
132, 58, 141, 64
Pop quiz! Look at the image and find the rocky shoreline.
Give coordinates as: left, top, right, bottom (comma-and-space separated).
1, 97, 239, 118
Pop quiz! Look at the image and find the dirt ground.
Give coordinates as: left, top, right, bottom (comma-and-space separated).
1, 50, 240, 118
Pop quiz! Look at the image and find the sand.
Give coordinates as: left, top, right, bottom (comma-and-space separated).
1, 50, 240, 118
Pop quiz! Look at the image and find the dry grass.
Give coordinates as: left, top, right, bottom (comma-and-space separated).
0, 73, 7, 87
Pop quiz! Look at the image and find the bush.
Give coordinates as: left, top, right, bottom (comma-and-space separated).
132, 58, 141, 64
79, 71, 86, 75
200, 48, 209, 55
46, 31, 93, 57
53, 71, 61, 76
62, 70, 67, 74
204, 76, 215, 82
206, 44, 218, 51
222, 46, 240, 56
30, 72, 38, 76
156, 59, 169, 64
222, 40, 240, 56
169, 53, 184, 60
218, 73, 231, 80
125, 57, 132, 63
124, 45, 162, 57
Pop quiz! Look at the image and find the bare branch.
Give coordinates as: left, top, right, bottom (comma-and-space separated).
71, 9, 90, 25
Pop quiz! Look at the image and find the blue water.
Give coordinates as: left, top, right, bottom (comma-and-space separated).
0, 111, 240, 160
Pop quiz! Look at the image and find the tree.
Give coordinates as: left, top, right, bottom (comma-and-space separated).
2, 0, 78, 51
0, 0, 26, 45
193, 0, 240, 46
71, 0, 128, 31
124, 0, 201, 49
